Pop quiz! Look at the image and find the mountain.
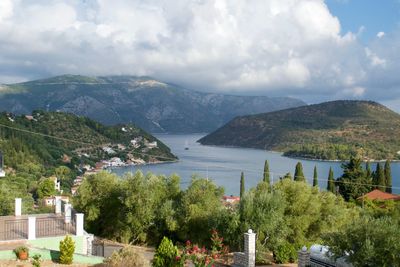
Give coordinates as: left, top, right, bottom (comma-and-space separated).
198, 100, 400, 160
0, 75, 306, 133
0, 111, 176, 172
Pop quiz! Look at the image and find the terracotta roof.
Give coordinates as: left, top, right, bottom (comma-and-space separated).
222, 196, 240, 201
358, 189, 400, 201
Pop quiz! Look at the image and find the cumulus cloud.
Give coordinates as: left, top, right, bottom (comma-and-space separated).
377, 31, 385, 38
0, 0, 399, 108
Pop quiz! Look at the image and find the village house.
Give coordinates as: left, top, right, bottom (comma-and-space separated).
42, 195, 70, 206
102, 146, 116, 154
358, 189, 400, 202
49, 176, 61, 192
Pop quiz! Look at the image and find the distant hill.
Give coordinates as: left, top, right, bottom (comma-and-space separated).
0, 111, 176, 171
0, 75, 306, 133
198, 100, 400, 160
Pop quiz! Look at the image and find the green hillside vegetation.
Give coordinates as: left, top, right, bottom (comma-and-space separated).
73, 166, 400, 266
199, 100, 400, 160
0, 111, 176, 215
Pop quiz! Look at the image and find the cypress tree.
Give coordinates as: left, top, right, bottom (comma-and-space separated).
240, 172, 245, 199
365, 161, 372, 180
263, 160, 270, 185
384, 160, 392, 193
294, 162, 305, 182
313, 166, 318, 187
374, 163, 386, 191
327, 167, 335, 193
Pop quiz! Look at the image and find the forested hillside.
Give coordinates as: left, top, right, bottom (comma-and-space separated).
0, 111, 176, 214
199, 100, 400, 160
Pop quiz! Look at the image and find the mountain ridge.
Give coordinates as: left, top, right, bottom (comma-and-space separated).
0, 75, 306, 133
198, 100, 400, 160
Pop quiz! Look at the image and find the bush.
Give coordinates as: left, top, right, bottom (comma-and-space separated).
31, 254, 42, 267
273, 242, 297, 264
59, 235, 75, 264
104, 246, 149, 267
152, 237, 179, 267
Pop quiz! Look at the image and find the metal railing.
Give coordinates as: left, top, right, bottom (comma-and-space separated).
36, 217, 75, 238
1, 219, 28, 240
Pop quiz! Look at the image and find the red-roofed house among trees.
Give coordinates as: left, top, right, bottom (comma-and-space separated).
358, 189, 400, 202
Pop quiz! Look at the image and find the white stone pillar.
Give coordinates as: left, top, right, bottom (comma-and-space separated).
15, 198, 22, 216
244, 229, 256, 267
298, 246, 310, 267
76, 213, 84, 236
64, 204, 72, 223
28, 217, 36, 240
55, 196, 62, 214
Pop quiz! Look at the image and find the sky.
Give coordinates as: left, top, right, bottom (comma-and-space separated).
0, 0, 400, 110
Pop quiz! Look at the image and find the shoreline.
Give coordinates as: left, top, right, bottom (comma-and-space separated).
104, 159, 179, 170
198, 142, 399, 162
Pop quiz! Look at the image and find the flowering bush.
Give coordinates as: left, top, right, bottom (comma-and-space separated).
175, 230, 228, 267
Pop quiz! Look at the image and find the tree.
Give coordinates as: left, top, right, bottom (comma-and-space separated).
37, 178, 56, 199
337, 156, 370, 201
240, 183, 286, 259
294, 162, 305, 182
263, 160, 270, 185
178, 177, 224, 244
240, 172, 245, 199
59, 235, 75, 264
365, 161, 372, 180
323, 216, 400, 266
152, 237, 179, 267
373, 163, 386, 191
327, 167, 335, 193
384, 160, 392, 193
312, 166, 318, 188
54, 166, 71, 181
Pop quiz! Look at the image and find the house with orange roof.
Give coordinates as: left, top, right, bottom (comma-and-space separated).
357, 189, 400, 202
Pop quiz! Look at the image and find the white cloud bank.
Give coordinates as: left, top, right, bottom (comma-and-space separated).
0, 0, 399, 107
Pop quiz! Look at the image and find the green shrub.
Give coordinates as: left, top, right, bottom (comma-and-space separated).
152, 236, 179, 267
59, 235, 75, 264
104, 246, 149, 267
31, 254, 42, 267
273, 242, 297, 264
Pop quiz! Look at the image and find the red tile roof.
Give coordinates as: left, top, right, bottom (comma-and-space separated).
358, 189, 400, 201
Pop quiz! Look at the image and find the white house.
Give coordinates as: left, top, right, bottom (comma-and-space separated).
146, 141, 157, 149
49, 176, 61, 192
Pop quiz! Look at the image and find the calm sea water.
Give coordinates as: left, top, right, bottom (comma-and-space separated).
112, 134, 400, 195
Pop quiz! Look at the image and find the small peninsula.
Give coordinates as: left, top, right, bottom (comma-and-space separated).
198, 100, 400, 161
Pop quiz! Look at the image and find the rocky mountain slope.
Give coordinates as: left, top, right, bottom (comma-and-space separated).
0, 75, 305, 133
198, 100, 400, 160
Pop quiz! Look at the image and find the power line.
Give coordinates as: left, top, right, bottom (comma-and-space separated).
0, 121, 179, 161
0, 121, 398, 190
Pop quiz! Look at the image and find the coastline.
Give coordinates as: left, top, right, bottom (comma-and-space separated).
198, 142, 399, 162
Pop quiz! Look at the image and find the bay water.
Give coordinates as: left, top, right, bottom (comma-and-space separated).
112, 134, 400, 195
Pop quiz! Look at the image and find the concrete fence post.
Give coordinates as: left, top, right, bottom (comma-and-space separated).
233, 229, 256, 267
298, 246, 310, 267
76, 213, 84, 236
55, 196, 62, 214
244, 229, 256, 267
64, 203, 72, 223
28, 217, 36, 240
15, 198, 21, 216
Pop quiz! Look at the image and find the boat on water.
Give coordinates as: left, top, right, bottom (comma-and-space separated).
185, 140, 189, 150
